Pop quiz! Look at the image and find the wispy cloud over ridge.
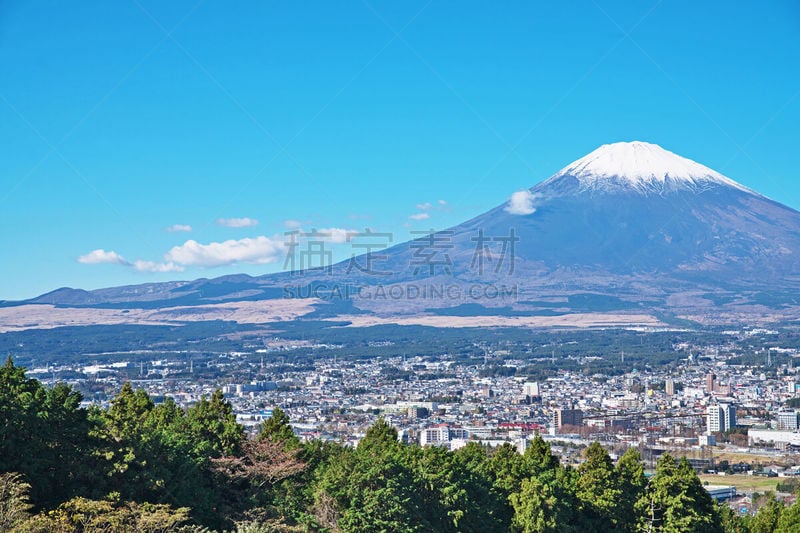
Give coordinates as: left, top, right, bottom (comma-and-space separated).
133, 260, 184, 273
166, 224, 192, 232
216, 217, 259, 228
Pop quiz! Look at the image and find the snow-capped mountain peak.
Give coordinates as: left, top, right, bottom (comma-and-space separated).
545, 141, 749, 194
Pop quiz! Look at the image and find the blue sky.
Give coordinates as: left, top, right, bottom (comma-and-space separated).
1, 1, 798, 300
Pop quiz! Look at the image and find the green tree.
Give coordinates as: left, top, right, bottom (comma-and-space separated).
524, 434, 560, 476
0, 358, 91, 508
311, 444, 355, 529
510, 474, 578, 533
312, 420, 426, 532
20, 496, 190, 532
93, 383, 158, 502
614, 448, 646, 532
406, 444, 504, 532
748, 492, 783, 533
93, 384, 234, 529
184, 389, 243, 457
575, 442, 622, 531
776, 500, 800, 532
509, 436, 579, 533
357, 417, 401, 455
258, 407, 299, 448
453, 442, 508, 530
637, 454, 722, 533
490, 443, 530, 495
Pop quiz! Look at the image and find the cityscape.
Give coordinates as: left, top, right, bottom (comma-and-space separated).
18, 326, 800, 500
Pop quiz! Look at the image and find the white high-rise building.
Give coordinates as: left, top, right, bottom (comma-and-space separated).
419, 424, 469, 447
707, 405, 723, 434
707, 403, 736, 434
523, 382, 540, 397
776, 411, 799, 431
723, 403, 736, 431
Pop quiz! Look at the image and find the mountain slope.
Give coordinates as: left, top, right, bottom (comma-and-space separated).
13, 141, 800, 326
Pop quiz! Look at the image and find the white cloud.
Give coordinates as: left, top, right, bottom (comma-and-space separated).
505, 190, 540, 215
77, 249, 129, 265
438, 199, 447, 205
409, 212, 431, 221
78, 248, 185, 274
165, 236, 284, 267
283, 219, 303, 229
166, 224, 192, 233
285, 227, 358, 244
416, 202, 432, 211
314, 227, 357, 244
216, 217, 259, 228
133, 260, 185, 273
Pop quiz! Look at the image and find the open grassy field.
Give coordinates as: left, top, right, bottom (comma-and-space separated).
681, 449, 792, 467
699, 474, 781, 493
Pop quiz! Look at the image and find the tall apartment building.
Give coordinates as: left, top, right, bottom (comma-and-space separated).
706, 373, 717, 394
776, 411, 799, 431
707, 403, 736, 434
419, 424, 469, 447
553, 408, 583, 432
523, 382, 540, 397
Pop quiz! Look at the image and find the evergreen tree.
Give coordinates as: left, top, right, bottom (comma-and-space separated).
408, 444, 504, 532
258, 406, 300, 449
776, 500, 800, 532
637, 454, 723, 533
0, 358, 91, 508
575, 442, 622, 531
747, 492, 783, 533
184, 389, 243, 457
615, 448, 646, 532
524, 434, 560, 475
510, 474, 579, 533
338, 420, 423, 532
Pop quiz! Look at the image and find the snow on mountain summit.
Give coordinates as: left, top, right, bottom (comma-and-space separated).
545, 141, 749, 194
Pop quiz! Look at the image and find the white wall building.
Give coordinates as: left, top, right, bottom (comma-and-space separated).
749, 430, 800, 447
776, 411, 799, 431
523, 382, 540, 397
707, 403, 736, 434
419, 424, 469, 447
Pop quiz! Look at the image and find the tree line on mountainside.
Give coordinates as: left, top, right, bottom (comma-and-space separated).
2, 357, 800, 532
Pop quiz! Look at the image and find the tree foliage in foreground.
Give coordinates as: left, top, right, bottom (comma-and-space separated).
4, 357, 800, 531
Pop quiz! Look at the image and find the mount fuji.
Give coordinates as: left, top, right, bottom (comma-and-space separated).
9, 141, 800, 328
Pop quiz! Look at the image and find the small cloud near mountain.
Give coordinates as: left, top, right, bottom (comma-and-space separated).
165, 224, 192, 233
216, 217, 259, 228
505, 190, 540, 215
410, 199, 449, 220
